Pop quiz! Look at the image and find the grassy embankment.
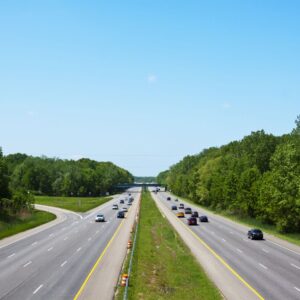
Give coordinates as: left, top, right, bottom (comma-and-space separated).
35, 195, 112, 212
0, 210, 56, 240
168, 192, 300, 246
117, 191, 221, 300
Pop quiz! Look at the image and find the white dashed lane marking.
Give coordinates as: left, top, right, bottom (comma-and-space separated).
47, 247, 53, 252
7, 253, 15, 258
262, 248, 269, 253
61, 261, 67, 267
76, 247, 82, 252
33, 284, 43, 294
236, 248, 243, 254
259, 263, 268, 270
23, 261, 32, 267
291, 263, 300, 270
31, 242, 38, 246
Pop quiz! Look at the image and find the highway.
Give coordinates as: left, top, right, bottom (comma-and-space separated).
152, 191, 300, 300
0, 189, 140, 300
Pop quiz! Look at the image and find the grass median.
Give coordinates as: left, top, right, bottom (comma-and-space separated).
0, 210, 56, 240
35, 195, 112, 212
120, 191, 221, 300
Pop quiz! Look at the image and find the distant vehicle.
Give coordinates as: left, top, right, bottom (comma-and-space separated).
248, 229, 263, 240
117, 211, 125, 218
171, 205, 177, 210
176, 212, 185, 218
120, 199, 124, 204
199, 215, 208, 222
112, 204, 118, 210
185, 208, 192, 214
191, 211, 199, 218
129, 197, 134, 201
179, 203, 184, 209
127, 202, 132, 206
95, 214, 105, 222
122, 207, 128, 212
128, 193, 131, 196
187, 217, 197, 225
175, 198, 178, 202
167, 197, 171, 201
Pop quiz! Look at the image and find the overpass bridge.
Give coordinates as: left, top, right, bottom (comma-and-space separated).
114, 183, 167, 191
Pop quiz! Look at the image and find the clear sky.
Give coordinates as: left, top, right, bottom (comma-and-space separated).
0, 1, 299, 176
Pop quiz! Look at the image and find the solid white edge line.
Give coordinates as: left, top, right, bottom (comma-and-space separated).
266, 240, 300, 256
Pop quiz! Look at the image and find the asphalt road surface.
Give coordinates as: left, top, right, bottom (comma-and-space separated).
0, 189, 140, 300
153, 191, 300, 300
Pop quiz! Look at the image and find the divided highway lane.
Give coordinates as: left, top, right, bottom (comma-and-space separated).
155, 191, 300, 300
0, 189, 140, 300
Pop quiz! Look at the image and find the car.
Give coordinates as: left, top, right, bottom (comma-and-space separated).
167, 197, 171, 201
95, 214, 105, 222
171, 205, 177, 210
191, 211, 199, 218
175, 198, 178, 202
128, 193, 131, 196
122, 207, 128, 212
127, 202, 132, 206
117, 211, 125, 218
179, 203, 184, 209
129, 197, 134, 201
185, 207, 192, 214
187, 217, 197, 225
120, 199, 124, 204
248, 229, 263, 240
176, 212, 185, 218
112, 204, 118, 210
199, 215, 208, 222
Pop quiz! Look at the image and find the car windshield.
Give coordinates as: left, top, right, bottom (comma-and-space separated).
253, 229, 262, 233
97, 215, 103, 217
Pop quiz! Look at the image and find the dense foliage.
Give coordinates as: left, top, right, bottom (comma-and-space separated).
158, 117, 300, 233
0, 150, 133, 216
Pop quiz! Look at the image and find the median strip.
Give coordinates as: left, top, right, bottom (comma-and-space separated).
116, 191, 221, 300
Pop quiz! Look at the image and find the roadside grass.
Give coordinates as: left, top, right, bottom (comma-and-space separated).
0, 210, 56, 240
168, 192, 300, 247
35, 196, 112, 212
119, 191, 221, 300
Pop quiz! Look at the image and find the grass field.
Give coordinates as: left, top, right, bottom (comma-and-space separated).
0, 210, 56, 240
35, 195, 112, 212
118, 191, 221, 300
169, 192, 300, 246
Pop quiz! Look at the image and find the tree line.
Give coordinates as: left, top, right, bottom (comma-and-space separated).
0, 151, 133, 216
157, 116, 300, 233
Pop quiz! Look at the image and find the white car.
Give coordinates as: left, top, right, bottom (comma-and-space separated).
122, 207, 128, 212
95, 214, 105, 222
112, 204, 118, 210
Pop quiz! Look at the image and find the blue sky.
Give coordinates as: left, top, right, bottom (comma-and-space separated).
0, 1, 299, 176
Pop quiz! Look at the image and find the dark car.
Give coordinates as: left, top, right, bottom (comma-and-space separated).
171, 205, 177, 210
117, 211, 125, 218
199, 215, 208, 222
191, 211, 199, 218
167, 197, 171, 201
120, 199, 124, 204
248, 229, 263, 240
187, 217, 197, 225
185, 208, 192, 214
179, 203, 184, 209
175, 198, 178, 202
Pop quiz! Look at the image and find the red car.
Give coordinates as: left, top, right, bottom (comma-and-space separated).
187, 217, 197, 225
